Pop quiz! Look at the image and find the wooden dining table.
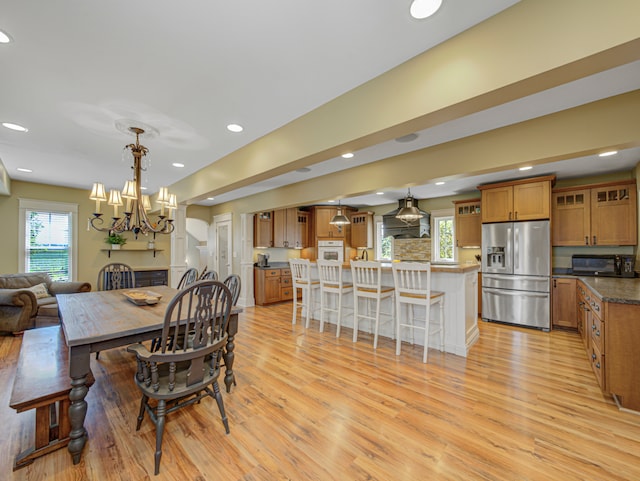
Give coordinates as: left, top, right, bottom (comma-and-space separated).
57, 285, 240, 464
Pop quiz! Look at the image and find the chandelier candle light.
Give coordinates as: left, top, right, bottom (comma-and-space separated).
89, 126, 176, 238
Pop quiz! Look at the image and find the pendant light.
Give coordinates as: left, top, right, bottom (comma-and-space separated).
329, 201, 351, 225
395, 188, 423, 224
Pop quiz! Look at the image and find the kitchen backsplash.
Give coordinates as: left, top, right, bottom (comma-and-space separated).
393, 238, 431, 261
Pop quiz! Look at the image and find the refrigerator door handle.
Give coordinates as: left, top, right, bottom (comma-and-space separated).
514, 225, 519, 271
483, 287, 548, 298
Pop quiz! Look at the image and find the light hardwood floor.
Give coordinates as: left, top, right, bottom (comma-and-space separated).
1, 304, 639, 480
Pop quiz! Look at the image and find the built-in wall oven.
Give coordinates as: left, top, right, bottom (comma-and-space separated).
318, 240, 344, 262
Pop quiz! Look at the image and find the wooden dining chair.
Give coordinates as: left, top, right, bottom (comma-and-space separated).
95, 262, 136, 359
223, 274, 241, 306
176, 267, 199, 289
96, 263, 136, 291
200, 270, 218, 281
127, 280, 233, 475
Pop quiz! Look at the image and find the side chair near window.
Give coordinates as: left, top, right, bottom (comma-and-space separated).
289, 259, 320, 327
96, 262, 136, 291
391, 261, 445, 363
316, 259, 353, 336
127, 280, 233, 475
177, 267, 199, 289
350, 260, 395, 349
95, 262, 136, 359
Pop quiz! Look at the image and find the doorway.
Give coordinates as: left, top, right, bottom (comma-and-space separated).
212, 213, 232, 280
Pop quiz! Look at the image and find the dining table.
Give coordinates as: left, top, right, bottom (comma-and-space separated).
57, 285, 240, 464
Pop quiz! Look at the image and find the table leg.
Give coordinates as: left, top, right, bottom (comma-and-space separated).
223, 312, 238, 393
68, 346, 90, 464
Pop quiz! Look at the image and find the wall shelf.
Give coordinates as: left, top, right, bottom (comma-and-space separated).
101, 248, 164, 258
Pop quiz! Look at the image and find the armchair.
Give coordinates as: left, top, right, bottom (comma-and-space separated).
0, 272, 91, 334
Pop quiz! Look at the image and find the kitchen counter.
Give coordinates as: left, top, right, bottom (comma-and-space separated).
552, 270, 640, 305
254, 262, 291, 270
306, 261, 479, 357
578, 276, 640, 305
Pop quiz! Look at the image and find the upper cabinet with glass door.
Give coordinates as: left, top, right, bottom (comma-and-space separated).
552, 180, 637, 246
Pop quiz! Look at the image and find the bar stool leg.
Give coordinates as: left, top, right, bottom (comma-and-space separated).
352, 295, 359, 342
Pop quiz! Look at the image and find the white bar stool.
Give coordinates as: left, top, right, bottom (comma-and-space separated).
350, 260, 395, 349
391, 261, 444, 363
289, 259, 320, 327
316, 259, 353, 336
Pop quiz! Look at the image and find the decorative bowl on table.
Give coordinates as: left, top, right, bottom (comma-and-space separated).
123, 291, 163, 306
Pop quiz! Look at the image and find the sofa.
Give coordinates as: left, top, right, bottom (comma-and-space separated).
0, 272, 91, 334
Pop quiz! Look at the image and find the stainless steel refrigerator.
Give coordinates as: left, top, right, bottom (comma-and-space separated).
481, 220, 551, 330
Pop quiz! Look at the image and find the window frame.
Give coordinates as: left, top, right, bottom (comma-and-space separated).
18, 198, 78, 281
375, 215, 393, 261
430, 208, 456, 263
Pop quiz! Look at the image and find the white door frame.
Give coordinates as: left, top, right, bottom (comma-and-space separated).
212, 213, 232, 279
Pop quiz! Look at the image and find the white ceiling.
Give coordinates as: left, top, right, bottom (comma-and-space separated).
1, 0, 639, 210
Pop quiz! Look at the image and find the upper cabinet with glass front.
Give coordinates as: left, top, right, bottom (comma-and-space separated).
553, 180, 637, 246
453, 199, 481, 247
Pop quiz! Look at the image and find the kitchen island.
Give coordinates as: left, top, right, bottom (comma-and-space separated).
309, 262, 480, 357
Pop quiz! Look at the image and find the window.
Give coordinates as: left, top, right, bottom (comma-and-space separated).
375, 216, 393, 261
19, 199, 78, 281
431, 209, 455, 263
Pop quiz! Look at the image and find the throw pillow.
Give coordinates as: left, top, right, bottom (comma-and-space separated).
27, 282, 50, 299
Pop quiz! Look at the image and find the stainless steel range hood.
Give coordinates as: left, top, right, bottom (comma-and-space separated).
382, 199, 431, 238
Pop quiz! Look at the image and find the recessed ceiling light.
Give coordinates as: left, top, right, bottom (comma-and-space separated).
17, 168, 32, 173
141, 186, 148, 190
376, 192, 384, 195
435, 181, 445, 185
172, 162, 185, 168
328, 200, 336, 203
207, 197, 215, 201
598, 150, 618, 157
341, 153, 354, 159
2, 122, 28, 132
519, 166, 533, 171
227, 124, 243, 133
410, 0, 443, 19
0, 30, 11, 44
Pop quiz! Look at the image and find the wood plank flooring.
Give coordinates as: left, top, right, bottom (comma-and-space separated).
1, 304, 639, 480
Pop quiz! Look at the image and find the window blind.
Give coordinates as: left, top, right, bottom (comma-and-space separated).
25, 210, 72, 281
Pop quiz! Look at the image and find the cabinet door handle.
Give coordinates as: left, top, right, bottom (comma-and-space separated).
514, 211, 518, 220
585, 236, 589, 245
592, 353, 596, 361
508, 212, 512, 220
596, 362, 601, 369
593, 235, 597, 245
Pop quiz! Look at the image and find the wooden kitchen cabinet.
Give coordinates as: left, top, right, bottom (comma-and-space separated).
274, 208, 309, 248
552, 180, 637, 246
311, 206, 353, 240
590, 181, 637, 246
254, 267, 293, 305
577, 281, 605, 390
479, 176, 554, 223
254, 211, 274, 247
552, 277, 576, 329
453, 199, 481, 247
350, 211, 374, 248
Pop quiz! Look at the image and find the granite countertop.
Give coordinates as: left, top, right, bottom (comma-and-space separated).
578, 276, 640, 305
254, 262, 291, 270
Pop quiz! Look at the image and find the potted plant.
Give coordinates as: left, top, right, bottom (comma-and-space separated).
105, 233, 127, 250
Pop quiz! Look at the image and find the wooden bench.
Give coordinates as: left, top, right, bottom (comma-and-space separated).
9, 325, 94, 471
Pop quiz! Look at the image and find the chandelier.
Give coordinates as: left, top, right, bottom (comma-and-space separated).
89, 126, 176, 238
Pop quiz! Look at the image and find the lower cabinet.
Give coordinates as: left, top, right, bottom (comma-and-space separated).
254, 267, 293, 305
552, 277, 576, 329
